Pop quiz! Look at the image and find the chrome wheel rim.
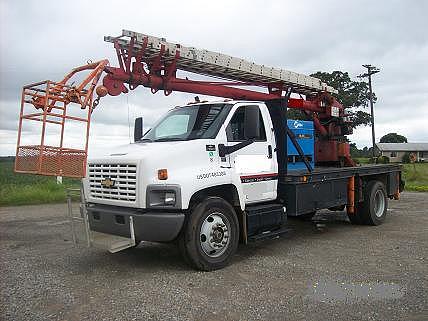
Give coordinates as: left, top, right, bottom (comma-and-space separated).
374, 189, 385, 218
200, 212, 231, 258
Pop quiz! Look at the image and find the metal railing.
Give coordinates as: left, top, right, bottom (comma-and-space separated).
66, 187, 137, 253
66, 187, 91, 247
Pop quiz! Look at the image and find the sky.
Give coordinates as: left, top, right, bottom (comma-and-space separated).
1, 0, 427, 156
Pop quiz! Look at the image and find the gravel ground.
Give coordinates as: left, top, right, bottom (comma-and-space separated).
0, 192, 427, 321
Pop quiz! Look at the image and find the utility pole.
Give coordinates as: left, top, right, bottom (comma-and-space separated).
359, 64, 380, 159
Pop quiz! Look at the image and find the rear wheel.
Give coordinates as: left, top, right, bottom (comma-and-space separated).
178, 197, 239, 271
360, 180, 388, 225
348, 180, 388, 225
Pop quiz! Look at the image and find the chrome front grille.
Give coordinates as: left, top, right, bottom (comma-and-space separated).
88, 163, 137, 202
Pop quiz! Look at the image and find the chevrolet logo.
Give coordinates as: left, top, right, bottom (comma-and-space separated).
101, 177, 115, 188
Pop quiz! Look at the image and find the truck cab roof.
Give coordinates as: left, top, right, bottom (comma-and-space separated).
180, 99, 264, 107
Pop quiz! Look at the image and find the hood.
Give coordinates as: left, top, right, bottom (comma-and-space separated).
88, 140, 213, 163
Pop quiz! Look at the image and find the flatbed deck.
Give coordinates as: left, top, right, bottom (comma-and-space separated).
281, 164, 402, 183
279, 164, 403, 216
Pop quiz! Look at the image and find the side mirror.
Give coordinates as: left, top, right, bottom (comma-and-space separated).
134, 117, 143, 142
244, 105, 260, 139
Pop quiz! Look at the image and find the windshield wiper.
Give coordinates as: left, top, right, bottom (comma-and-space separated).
153, 137, 185, 142
139, 138, 153, 142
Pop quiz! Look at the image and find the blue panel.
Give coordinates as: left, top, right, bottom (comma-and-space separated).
286, 119, 314, 171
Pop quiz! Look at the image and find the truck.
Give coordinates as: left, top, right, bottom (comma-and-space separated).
15, 30, 404, 271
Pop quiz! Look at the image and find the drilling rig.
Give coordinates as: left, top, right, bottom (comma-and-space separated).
16, 29, 354, 178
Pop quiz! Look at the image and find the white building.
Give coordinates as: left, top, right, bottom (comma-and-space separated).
376, 143, 428, 163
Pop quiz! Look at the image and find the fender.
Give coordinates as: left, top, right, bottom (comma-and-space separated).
186, 183, 245, 211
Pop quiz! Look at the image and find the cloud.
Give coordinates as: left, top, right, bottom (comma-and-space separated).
1, 0, 428, 156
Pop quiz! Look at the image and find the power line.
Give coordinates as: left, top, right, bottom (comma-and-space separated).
358, 64, 380, 159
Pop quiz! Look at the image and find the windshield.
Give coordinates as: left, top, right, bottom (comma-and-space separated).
141, 103, 232, 142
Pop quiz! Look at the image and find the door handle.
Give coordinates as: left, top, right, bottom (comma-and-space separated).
268, 145, 273, 159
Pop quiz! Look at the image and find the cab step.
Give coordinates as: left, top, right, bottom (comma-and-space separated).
90, 231, 136, 253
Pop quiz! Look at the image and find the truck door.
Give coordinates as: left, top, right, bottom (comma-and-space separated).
225, 104, 277, 203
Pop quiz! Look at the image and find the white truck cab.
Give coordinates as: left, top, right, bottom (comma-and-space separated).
82, 101, 279, 270
84, 100, 277, 209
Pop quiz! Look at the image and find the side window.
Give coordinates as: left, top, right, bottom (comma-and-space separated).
226, 106, 266, 142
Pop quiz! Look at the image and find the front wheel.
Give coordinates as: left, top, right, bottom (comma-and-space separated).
178, 197, 239, 271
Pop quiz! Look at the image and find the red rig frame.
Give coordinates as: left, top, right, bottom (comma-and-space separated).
99, 36, 355, 167
17, 35, 355, 178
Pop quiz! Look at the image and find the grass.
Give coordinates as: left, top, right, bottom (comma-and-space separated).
355, 158, 428, 192
401, 163, 428, 192
0, 161, 80, 207
355, 157, 370, 164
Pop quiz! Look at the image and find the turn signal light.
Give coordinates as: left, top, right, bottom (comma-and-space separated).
158, 169, 168, 180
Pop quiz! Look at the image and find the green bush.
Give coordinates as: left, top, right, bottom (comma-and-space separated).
377, 156, 390, 164
368, 157, 377, 164
402, 152, 411, 163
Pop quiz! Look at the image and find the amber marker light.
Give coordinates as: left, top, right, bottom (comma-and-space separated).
158, 169, 168, 180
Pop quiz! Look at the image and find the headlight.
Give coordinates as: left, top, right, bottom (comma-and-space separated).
146, 184, 181, 209
149, 190, 176, 207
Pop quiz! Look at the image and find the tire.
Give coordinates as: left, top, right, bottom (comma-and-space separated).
360, 180, 388, 225
348, 180, 388, 226
178, 197, 239, 271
